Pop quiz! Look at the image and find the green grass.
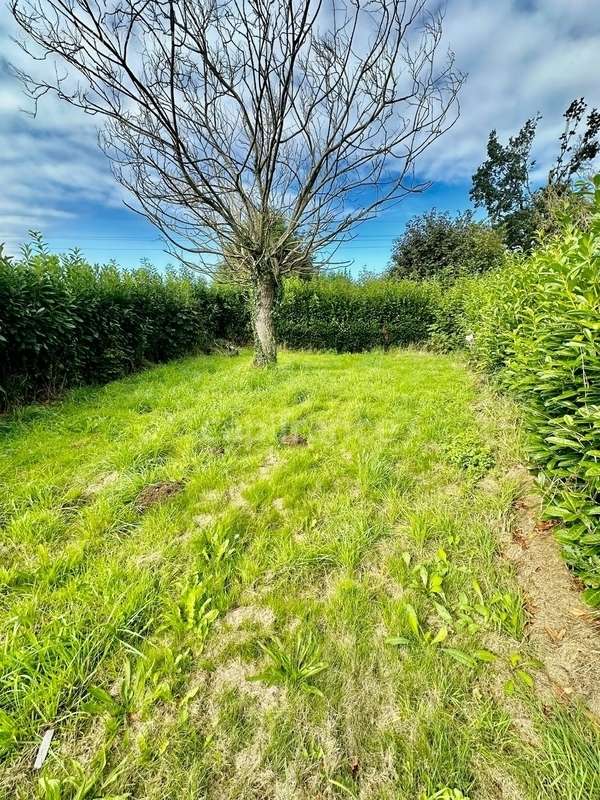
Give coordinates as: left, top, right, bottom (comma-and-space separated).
1, 349, 598, 799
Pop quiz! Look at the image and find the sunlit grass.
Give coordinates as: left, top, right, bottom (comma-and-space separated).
1, 349, 598, 799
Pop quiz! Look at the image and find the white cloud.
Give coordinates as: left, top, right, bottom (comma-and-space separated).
0, 5, 122, 245
421, 0, 600, 183
1, 0, 600, 250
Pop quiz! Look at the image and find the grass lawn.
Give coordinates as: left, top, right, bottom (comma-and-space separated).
1, 349, 599, 799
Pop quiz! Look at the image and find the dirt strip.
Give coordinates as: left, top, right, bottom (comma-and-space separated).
502, 466, 600, 717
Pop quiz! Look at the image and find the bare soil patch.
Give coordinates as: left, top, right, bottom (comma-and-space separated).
280, 433, 307, 447
210, 658, 284, 715
135, 480, 184, 511
224, 605, 276, 630
503, 466, 600, 716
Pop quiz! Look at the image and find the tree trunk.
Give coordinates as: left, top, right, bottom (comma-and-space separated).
252, 274, 277, 366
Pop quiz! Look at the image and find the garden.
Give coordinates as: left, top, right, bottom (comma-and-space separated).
2, 0, 600, 796
2, 181, 600, 798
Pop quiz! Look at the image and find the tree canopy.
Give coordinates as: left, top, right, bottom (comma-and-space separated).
470, 98, 600, 250
11, 0, 462, 364
388, 210, 505, 281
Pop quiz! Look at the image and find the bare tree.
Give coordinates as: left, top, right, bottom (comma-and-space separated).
11, 0, 462, 365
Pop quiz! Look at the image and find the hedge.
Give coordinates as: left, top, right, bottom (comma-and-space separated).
0, 247, 446, 409
277, 276, 441, 352
0, 248, 250, 409
463, 177, 600, 602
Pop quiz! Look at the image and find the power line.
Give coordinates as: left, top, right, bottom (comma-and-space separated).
10, 236, 399, 242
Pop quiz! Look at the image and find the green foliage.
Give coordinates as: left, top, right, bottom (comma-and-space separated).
0, 238, 464, 406
471, 99, 600, 251
210, 283, 251, 343
426, 276, 485, 353
1, 236, 477, 406
441, 431, 495, 479
470, 117, 540, 251
470, 117, 539, 227
0, 236, 250, 408
385, 599, 448, 648
388, 210, 505, 281
36, 743, 129, 800
548, 99, 600, 187
83, 654, 171, 722
250, 630, 328, 695
277, 275, 441, 352
424, 790, 470, 800
466, 176, 600, 594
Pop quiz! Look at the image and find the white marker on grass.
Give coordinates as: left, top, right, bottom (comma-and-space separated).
33, 729, 55, 770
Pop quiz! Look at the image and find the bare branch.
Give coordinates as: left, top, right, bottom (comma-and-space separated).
10, 0, 462, 362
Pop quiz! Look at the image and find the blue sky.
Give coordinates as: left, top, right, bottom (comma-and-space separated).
2, 0, 600, 274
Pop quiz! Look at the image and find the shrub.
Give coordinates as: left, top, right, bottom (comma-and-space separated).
466, 177, 600, 599
0, 242, 450, 409
0, 242, 249, 409
387, 210, 505, 282
277, 276, 441, 352
426, 277, 482, 353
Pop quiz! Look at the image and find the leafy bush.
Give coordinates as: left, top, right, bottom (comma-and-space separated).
0, 242, 452, 408
388, 210, 506, 282
277, 275, 441, 352
426, 277, 483, 353
466, 177, 600, 599
0, 241, 249, 409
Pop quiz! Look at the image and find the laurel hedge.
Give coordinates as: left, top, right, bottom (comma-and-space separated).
0, 247, 445, 409
0, 247, 251, 409
464, 178, 600, 602
277, 276, 441, 352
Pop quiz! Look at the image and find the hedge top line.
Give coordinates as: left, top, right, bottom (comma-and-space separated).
0, 250, 452, 409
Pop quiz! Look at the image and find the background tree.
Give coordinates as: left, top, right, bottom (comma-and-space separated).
470, 116, 539, 226
11, 0, 462, 365
470, 98, 600, 251
387, 209, 505, 281
548, 99, 600, 188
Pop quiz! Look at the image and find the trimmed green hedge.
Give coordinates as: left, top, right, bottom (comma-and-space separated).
463, 178, 600, 601
0, 248, 445, 409
0, 248, 250, 409
277, 276, 441, 352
